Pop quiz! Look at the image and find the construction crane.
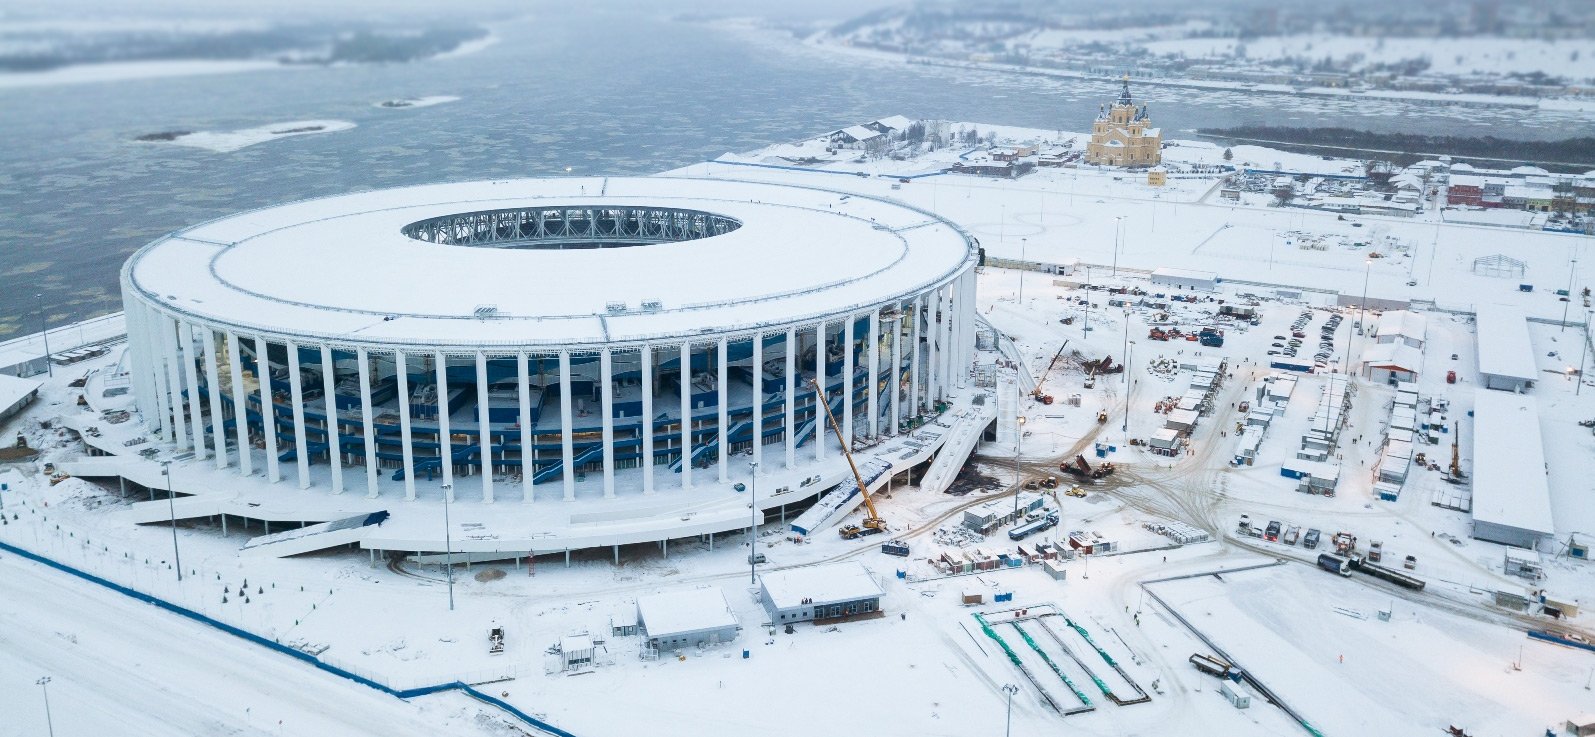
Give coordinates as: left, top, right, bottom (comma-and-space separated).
1031, 340, 1070, 404
1449, 420, 1466, 480
810, 378, 887, 538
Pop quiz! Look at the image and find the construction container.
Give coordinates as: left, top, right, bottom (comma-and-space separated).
1220, 680, 1252, 709
1566, 714, 1595, 736
962, 592, 985, 606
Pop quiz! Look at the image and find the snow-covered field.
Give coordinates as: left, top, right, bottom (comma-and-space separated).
4, 123, 1594, 736
1143, 34, 1595, 83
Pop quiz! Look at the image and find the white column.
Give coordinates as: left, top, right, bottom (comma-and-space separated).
357, 348, 378, 498
320, 345, 343, 494
162, 316, 189, 450
890, 310, 903, 435
257, 336, 280, 483
679, 342, 692, 491
814, 322, 826, 461
600, 349, 616, 498
395, 351, 416, 500
476, 352, 494, 503
640, 347, 655, 495
122, 300, 157, 427
517, 352, 533, 504
951, 277, 966, 388
784, 328, 796, 470
202, 327, 226, 469
867, 311, 880, 439
909, 300, 922, 420
559, 350, 575, 501
750, 333, 762, 473
926, 292, 940, 403
965, 272, 977, 375
435, 352, 454, 499
286, 341, 310, 489
181, 322, 207, 461
941, 285, 955, 399
149, 313, 175, 443
842, 317, 855, 451
226, 332, 252, 476
717, 337, 729, 483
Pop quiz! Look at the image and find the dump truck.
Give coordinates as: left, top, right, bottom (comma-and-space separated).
1198, 327, 1225, 347
1062, 455, 1115, 479
1302, 528, 1321, 550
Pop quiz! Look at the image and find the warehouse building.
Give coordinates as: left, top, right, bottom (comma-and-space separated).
0, 373, 42, 427
1475, 304, 1538, 392
636, 587, 741, 651
759, 561, 884, 624
1470, 390, 1555, 549
1150, 267, 1218, 292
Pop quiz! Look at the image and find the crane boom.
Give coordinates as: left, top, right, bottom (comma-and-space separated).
810, 378, 885, 529
1033, 340, 1070, 399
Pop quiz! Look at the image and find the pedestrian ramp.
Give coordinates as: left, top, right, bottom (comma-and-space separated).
789, 458, 892, 537
241, 511, 390, 558
122, 494, 231, 524
916, 399, 996, 495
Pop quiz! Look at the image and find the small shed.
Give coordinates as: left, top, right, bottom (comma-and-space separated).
1220, 679, 1252, 709
760, 562, 884, 624
1567, 714, 1595, 736
1149, 427, 1183, 457
0, 373, 43, 426
559, 633, 596, 671
1165, 408, 1199, 433
636, 587, 740, 651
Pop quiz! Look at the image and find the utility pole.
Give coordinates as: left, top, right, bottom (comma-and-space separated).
36, 676, 55, 737
1018, 237, 1027, 305
1084, 266, 1093, 334
1357, 258, 1372, 370
1113, 216, 1123, 277
35, 293, 52, 377
1123, 341, 1135, 442
162, 460, 181, 581
1563, 254, 1578, 331
1012, 415, 1026, 520
442, 483, 454, 611
1581, 310, 1592, 396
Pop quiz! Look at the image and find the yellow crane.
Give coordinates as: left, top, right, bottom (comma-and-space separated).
810, 378, 887, 538
1031, 340, 1069, 404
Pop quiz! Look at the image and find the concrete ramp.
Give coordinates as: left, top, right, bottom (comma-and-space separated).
58, 456, 142, 478
123, 494, 230, 524
241, 511, 389, 558
917, 400, 996, 496
789, 458, 892, 537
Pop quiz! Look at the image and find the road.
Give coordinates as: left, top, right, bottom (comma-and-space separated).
0, 553, 516, 737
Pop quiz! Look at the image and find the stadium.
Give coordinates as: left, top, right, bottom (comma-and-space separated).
114, 176, 981, 555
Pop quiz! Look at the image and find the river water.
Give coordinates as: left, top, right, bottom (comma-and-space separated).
2, 8, 1590, 338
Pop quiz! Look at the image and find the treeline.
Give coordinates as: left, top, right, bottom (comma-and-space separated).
0, 25, 487, 73
1200, 125, 1595, 172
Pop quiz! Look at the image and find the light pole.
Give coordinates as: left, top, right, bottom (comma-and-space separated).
1113, 216, 1123, 277
748, 461, 759, 584
1123, 340, 1135, 439
36, 293, 52, 377
1012, 415, 1026, 519
1018, 237, 1027, 305
1002, 683, 1019, 737
1083, 266, 1092, 334
1356, 258, 1372, 369
36, 677, 55, 737
1562, 254, 1578, 331
1580, 309, 1592, 397
161, 460, 181, 582
442, 482, 454, 611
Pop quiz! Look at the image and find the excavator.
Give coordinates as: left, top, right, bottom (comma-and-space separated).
810, 378, 888, 539
1031, 340, 1069, 404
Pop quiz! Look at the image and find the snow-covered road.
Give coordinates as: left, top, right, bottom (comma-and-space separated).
0, 554, 512, 737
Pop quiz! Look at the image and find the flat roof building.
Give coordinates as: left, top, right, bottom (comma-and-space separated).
760, 561, 884, 624
1150, 267, 1218, 292
1471, 390, 1555, 549
636, 587, 740, 651
1374, 310, 1427, 349
1475, 304, 1538, 392
0, 373, 43, 427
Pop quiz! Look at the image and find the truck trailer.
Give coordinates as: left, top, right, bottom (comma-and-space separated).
1317, 553, 1352, 576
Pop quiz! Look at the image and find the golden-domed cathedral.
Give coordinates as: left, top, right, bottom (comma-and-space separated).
1085, 76, 1162, 167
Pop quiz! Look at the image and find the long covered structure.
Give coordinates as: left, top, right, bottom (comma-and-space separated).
1470, 389, 1555, 549
117, 177, 979, 536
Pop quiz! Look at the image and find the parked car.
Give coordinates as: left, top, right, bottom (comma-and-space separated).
1265, 521, 1281, 542
1303, 529, 1322, 549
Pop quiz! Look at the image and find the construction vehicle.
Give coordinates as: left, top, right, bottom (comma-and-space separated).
1317, 553, 1352, 576
812, 379, 887, 539
1096, 409, 1109, 423
1198, 327, 1225, 347
1040, 475, 1059, 489
1332, 531, 1357, 555
1147, 327, 1170, 341
1283, 525, 1301, 546
880, 540, 910, 557
1367, 540, 1383, 563
1081, 354, 1124, 375
1031, 341, 1069, 404
1448, 421, 1465, 480
1061, 455, 1115, 479
1065, 485, 1087, 498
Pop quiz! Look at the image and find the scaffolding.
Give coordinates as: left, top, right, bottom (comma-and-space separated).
1472, 254, 1526, 279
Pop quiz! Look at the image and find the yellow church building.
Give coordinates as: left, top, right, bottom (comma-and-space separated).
1086, 77, 1162, 167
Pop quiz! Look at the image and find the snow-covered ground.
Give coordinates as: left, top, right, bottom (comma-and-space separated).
138, 119, 357, 153
1143, 34, 1595, 84
4, 122, 1595, 736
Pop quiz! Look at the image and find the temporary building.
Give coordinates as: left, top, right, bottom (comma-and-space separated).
0, 373, 42, 426
1374, 310, 1428, 349
1150, 267, 1218, 291
1470, 390, 1555, 548
760, 562, 884, 624
636, 587, 741, 651
1474, 304, 1537, 392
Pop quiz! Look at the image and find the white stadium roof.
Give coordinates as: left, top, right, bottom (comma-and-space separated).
125, 177, 974, 349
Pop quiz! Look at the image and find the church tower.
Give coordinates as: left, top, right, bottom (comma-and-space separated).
1086, 75, 1163, 167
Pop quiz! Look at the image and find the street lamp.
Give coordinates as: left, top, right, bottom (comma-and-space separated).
1580, 309, 1592, 397
1356, 258, 1373, 370
1123, 340, 1135, 438
161, 460, 181, 582
442, 482, 455, 611
1113, 216, 1123, 277
1018, 237, 1027, 305
37, 676, 55, 737
1563, 253, 1579, 331
36, 293, 52, 377
1002, 683, 1019, 737
1012, 415, 1026, 519
747, 460, 760, 584
1083, 266, 1093, 334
